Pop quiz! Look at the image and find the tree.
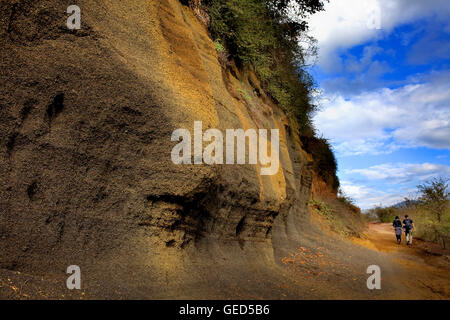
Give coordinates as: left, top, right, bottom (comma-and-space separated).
267, 0, 327, 35
418, 177, 450, 223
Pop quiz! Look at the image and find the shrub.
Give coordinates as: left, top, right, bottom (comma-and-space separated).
214, 40, 225, 52
309, 199, 333, 218
214, 40, 230, 67
415, 178, 450, 248
337, 190, 360, 214
370, 177, 450, 248
309, 197, 365, 237
417, 177, 449, 223
368, 206, 396, 223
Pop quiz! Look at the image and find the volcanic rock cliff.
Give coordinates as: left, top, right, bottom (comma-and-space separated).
1, 0, 393, 299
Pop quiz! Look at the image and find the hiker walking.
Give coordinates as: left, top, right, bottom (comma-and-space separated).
403, 215, 415, 245
393, 216, 402, 244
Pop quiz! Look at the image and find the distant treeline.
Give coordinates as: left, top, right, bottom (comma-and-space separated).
367, 177, 450, 248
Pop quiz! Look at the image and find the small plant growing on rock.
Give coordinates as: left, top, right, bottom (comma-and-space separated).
214, 40, 225, 52
238, 87, 252, 101
214, 40, 230, 68
309, 199, 333, 219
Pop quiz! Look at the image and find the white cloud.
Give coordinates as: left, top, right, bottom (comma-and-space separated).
306, 1, 450, 209
347, 163, 450, 184
341, 162, 450, 208
308, 0, 450, 72
340, 180, 407, 209
314, 70, 450, 156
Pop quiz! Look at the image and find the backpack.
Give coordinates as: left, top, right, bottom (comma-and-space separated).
404, 218, 413, 230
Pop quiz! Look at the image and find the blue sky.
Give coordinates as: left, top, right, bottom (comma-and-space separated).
306, 0, 450, 209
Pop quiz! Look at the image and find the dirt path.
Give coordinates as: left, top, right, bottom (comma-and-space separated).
1, 222, 449, 299
357, 223, 450, 299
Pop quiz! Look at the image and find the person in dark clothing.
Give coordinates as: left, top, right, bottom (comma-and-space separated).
393, 216, 402, 244
403, 215, 415, 245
